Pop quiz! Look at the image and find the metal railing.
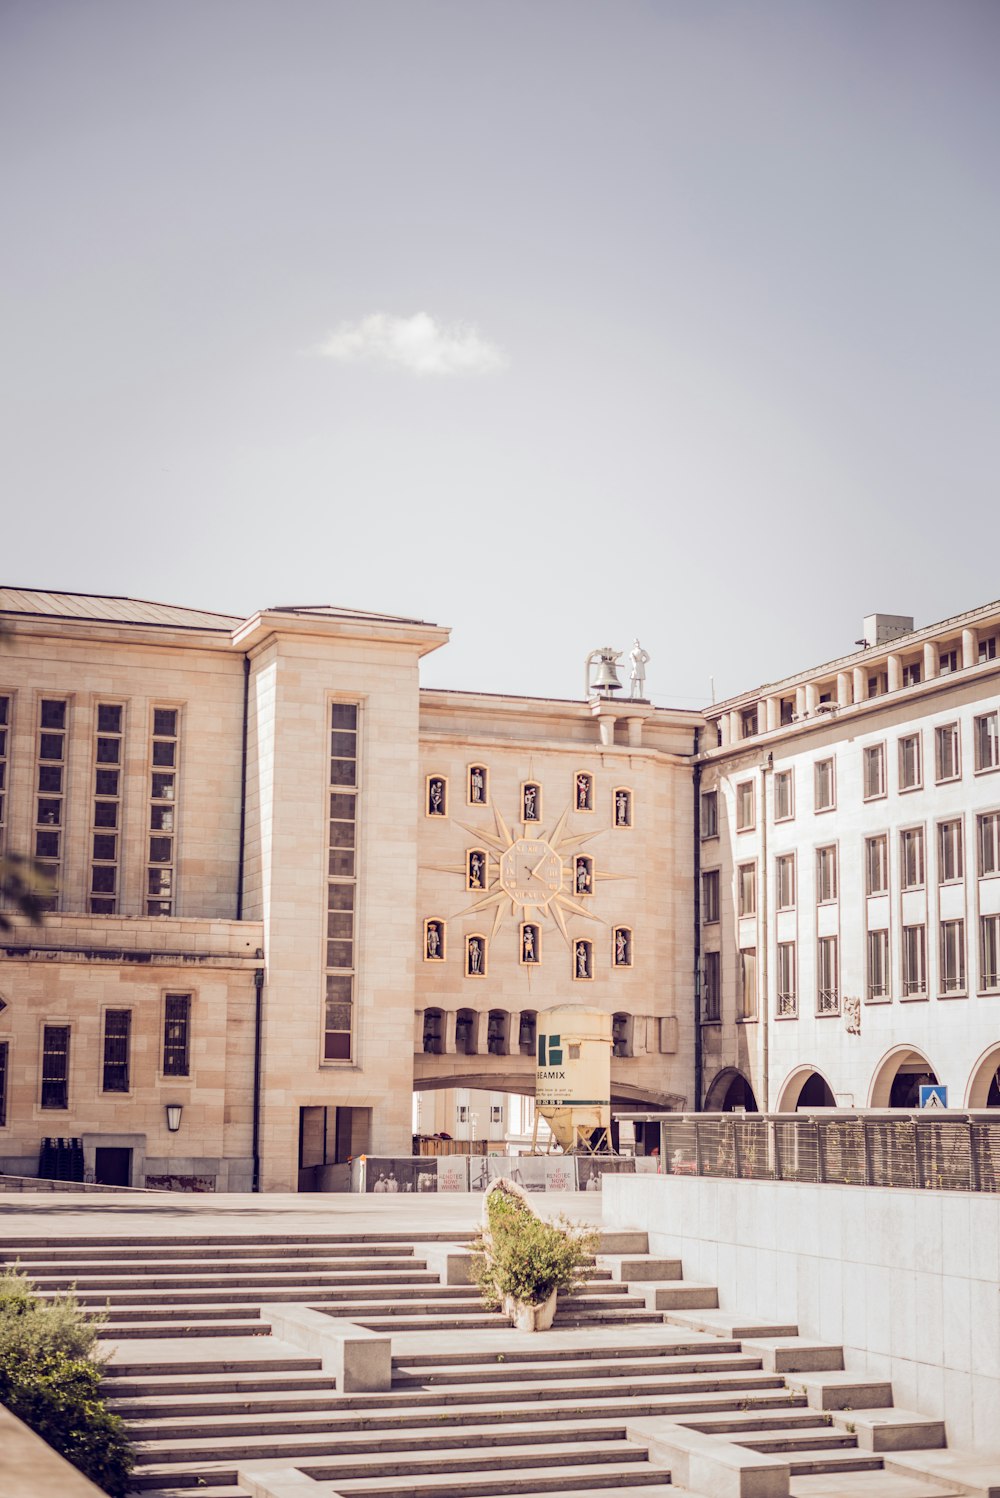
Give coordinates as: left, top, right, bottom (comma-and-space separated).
659, 1111, 1000, 1193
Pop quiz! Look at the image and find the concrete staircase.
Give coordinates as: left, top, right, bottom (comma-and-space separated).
2, 1228, 988, 1498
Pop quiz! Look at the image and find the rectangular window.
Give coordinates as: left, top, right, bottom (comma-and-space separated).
162, 993, 191, 1076
981, 916, 1000, 993
0, 694, 8, 855
900, 827, 925, 890
939, 920, 966, 995
40, 1025, 70, 1108
863, 744, 886, 800
817, 936, 839, 1014
867, 929, 890, 1002
902, 661, 922, 688
702, 951, 720, 1022
898, 733, 922, 791
735, 780, 755, 831
147, 708, 179, 914
902, 924, 927, 997
700, 789, 718, 839
814, 758, 835, 811
776, 942, 796, 1017
868, 672, 887, 699
741, 705, 758, 738
816, 845, 838, 904
0, 1040, 7, 1126
979, 812, 1000, 877
980, 634, 998, 663
937, 820, 963, 884
325, 703, 360, 1062
34, 699, 68, 911
91, 703, 123, 914
779, 697, 794, 726
101, 1009, 131, 1093
738, 862, 757, 917
935, 723, 960, 783
774, 769, 794, 821
776, 854, 795, 910
974, 712, 1000, 773
739, 948, 757, 1019
865, 834, 888, 896
701, 869, 719, 924
938, 647, 959, 676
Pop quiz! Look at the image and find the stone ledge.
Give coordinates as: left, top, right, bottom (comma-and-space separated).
628, 1415, 791, 1498
258, 1305, 391, 1392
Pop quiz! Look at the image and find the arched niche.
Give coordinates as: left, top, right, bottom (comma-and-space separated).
868, 1045, 939, 1108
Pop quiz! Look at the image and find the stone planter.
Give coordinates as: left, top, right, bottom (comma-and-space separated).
503, 1287, 557, 1332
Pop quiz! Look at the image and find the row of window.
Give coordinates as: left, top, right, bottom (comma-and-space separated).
421, 1008, 637, 1058
423, 920, 634, 976
701, 712, 1000, 836
426, 772, 634, 827
0, 997, 192, 1118
702, 915, 1000, 1022
732, 633, 998, 740
703, 812, 1000, 922
0, 694, 183, 916
325, 704, 359, 1062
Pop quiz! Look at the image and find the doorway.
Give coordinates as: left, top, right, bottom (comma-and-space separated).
94, 1146, 132, 1187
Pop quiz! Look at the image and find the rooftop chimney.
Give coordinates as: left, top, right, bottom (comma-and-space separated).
862, 613, 914, 648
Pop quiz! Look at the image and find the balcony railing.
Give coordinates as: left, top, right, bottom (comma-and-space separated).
659, 1111, 1000, 1193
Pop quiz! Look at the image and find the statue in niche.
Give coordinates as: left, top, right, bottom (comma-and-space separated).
575, 858, 592, 895
428, 778, 445, 816
426, 922, 443, 959
522, 926, 537, 963
523, 783, 538, 821
575, 941, 591, 979
470, 766, 485, 803
615, 928, 630, 966
468, 851, 485, 889
576, 773, 592, 810
615, 790, 631, 826
629, 639, 650, 700
468, 937, 484, 975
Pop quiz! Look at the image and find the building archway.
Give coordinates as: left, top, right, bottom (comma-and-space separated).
704, 1068, 758, 1112
966, 1044, 1000, 1108
869, 1045, 939, 1108
776, 1066, 837, 1111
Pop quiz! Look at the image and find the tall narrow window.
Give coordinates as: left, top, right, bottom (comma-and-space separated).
774, 769, 794, 821
814, 758, 835, 812
865, 835, 888, 895
902, 925, 927, 997
701, 869, 719, 924
40, 1025, 70, 1108
817, 937, 839, 1014
867, 929, 889, 1002
0, 1040, 7, 1126
980, 916, 1000, 993
739, 947, 757, 1019
147, 707, 179, 915
162, 993, 191, 1076
979, 812, 1000, 877
902, 661, 922, 688
776, 854, 795, 911
863, 744, 886, 800
35, 698, 68, 911
898, 733, 921, 791
740, 705, 758, 738
776, 942, 796, 1017
702, 951, 720, 1021
939, 920, 966, 995
937, 820, 963, 884
979, 634, 998, 663
935, 723, 960, 782
101, 1009, 131, 1093
0, 694, 9, 856
700, 789, 718, 839
91, 703, 123, 914
735, 781, 755, 831
325, 703, 359, 1061
816, 845, 838, 904
974, 712, 1000, 773
900, 827, 925, 890
737, 862, 756, 917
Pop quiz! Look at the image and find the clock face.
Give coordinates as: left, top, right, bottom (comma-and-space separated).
498, 837, 563, 907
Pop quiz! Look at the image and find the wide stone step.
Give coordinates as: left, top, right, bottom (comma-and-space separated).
254, 1434, 646, 1481
627, 1280, 720, 1311
663, 1308, 800, 1338
551, 1309, 667, 1326
27, 1265, 437, 1289
11, 1250, 423, 1271
3, 1232, 473, 1248
736, 1427, 863, 1453
790, 1476, 965, 1498
90, 1292, 485, 1321
356, 1313, 505, 1332
390, 1353, 765, 1387
248, 1459, 670, 1498
69, 1280, 470, 1307
675, 1409, 832, 1436
596, 1256, 684, 1283
101, 1318, 269, 1339
388, 1339, 743, 1367
594, 1232, 649, 1254
786, 1449, 886, 1476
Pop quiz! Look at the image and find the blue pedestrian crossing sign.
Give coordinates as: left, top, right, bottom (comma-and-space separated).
919, 1084, 948, 1109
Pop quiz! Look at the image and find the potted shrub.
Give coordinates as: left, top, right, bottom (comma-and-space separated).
471, 1178, 597, 1331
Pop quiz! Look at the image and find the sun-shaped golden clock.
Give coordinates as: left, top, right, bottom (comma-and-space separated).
433, 803, 628, 944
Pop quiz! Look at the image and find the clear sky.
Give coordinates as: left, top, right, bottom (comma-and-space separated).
3, 1, 998, 706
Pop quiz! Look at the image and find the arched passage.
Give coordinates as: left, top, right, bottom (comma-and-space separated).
966, 1044, 1000, 1108
704, 1068, 759, 1112
869, 1045, 939, 1108
776, 1066, 837, 1111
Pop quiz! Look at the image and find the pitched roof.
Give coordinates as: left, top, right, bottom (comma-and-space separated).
0, 588, 241, 631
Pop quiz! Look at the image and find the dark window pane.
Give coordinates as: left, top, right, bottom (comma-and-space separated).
151, 772, 175, 800
325, 1002, 353, 1031
331, 704, 357, 731
150, 804, 174, 831
148, 868, 173, 895
327, 913, 353, 939
152, 740, 176, 767
94, 801, 118, 828
331, 731, 356, 757
102, 1010, 131, 1093
148, 836, 172, 863
325, 974, 353, 1003
328, 849, 355, 878
330, 758, 357, 787
97, 704, 122, 733
0, 730, 6, 756
35, 830, 59, 858
95, 768, 119, 796
39, 733, 64, 761
0, 698, 8, 725
153, 709, 178, 736
91, 866, 116, 893
38, 764, 63, 793
329, 820, 355, 848
329, 793, 356, 820
41, 1025, 70, 1108
0, 1041, 7, 1127
90, 898, 115, 915
326, 939, 353, 968
163, 994, 191, 1076
93, 833, 117, 861
96, 737, 120, 764
324, 1030, 352, 1060
147, 899, 172, 916
40, 700, 66, 729
327, 884, 354, 911
37, 798, 61, 825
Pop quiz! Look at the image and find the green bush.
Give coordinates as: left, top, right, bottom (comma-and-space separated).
471, 1180, 597, 1309
0, 1268, 132, 1497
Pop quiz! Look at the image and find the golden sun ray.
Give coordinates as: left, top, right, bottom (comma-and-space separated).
455, 820, 508, 854
452, 888, 507, 919
549, 900, 570, 943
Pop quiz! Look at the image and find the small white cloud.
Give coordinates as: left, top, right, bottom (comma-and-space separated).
318, 311, 506, 376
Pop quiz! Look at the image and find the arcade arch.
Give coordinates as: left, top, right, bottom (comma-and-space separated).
868, 1045, 939, 1109
966, 1044, 1000, 1108
776, 1066, 836, 1111
703, 1067, 758, 1112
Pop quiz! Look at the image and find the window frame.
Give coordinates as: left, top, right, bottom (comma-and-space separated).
162, 992, 192, 1077
738, 946, 757, 1021
816, 935, 839, 1015
936, 819, 964, 886
866, 928, 890, 1003
974, 711, 1000, 774
865, 834, 889, 896
40, 1024, 70, 1109
737, 861, 757, 918
775, 853, 796, 911
816, 844, 838, 905
863, 743, 886, 801
934, 722, 961, 784
773, 769, 794, 822
939, 918, 967, 997
699, 789, 718, 839
702, 950, 721, 1022
814, 757, 836, 813
776, 941, 796, 1018
101, 1008, 132, 1094
735, 779, 755, 832
902, 923, 927, 998
898, 732, 922, 792
978, 811, 1000, 878
980, 914, 1000, 994
701, 869, 720, 925
900, 826, 926, 891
